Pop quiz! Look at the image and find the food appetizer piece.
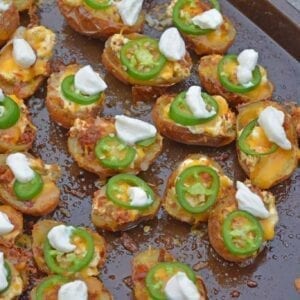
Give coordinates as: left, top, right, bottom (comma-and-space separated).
102, 28, 192, 100
0, 25, 56, 99
0, 152, 61, 216
0, 1, 19, 46
168, 0, 236, 56
30, 275, 113, 300
163, 154, 233, 225
0, 89, 36, 153
68, 115, 163, 178
13, 0, 34, 11
46, 64, 107, 128
57, 0, 145, 40
208, 180, 278, 262
152, 85, 236, 146
32, 220, 106, 277
92, 174, 160, 232
199, 49, 274, 106
132, 248, 207, 299
236, 100, 299, 189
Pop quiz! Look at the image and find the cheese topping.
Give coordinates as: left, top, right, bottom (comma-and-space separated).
128, 187, 153, 207
74, 65, 107, 96
116, 0, 143, 26
159, 27, 186, 62
0, 253, 8, 292
115, 115, 157, 145
12, 39, 37, 69
0, 212, 14, 235
0, 89, 4, 102
58, 280, 88, 300
6, 153, 35, 183
236, 181, 270, 219
236, 49, 258, 86
47, 225, 76, 253
165, 272, 201, 300
185, 86, 216, 118
0, 0, 11, 11
192, 8, 223, 30
258, 106, 291, 150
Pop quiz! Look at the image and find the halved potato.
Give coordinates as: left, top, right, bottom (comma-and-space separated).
0, 25, 56, 99
0, 95, 36, 153
13, 0, 35, 11
236, 100, 299, 189
152, 93, 236, 146
46, 64, 105, 128
68, 117, 163, 178
199, 54, 274, 106
132, 248, 207, 300
0, 4, 19, 46
32, 220, 107, 277
163, 154, 233, 225
208, 181, 278, 262
0, 153, 61, 216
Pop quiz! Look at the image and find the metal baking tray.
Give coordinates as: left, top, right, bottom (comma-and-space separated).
22, 0, 300, 299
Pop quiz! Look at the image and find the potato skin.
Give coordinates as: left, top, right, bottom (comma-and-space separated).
132, 248, 207, 300
0, 4, 19, 46
152, 93, 236, 146
57, 0, 145, 40
199, 55, 274, 106
46, 64, 105, 128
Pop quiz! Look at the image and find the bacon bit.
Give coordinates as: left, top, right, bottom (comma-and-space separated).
20, 126, 35, 144
133, 264, 148, 281
295, 278, 300, 293
78, 127, 102, 146
120, 232, 138, 253
0, 167, 13, 183
123, 276, 134, 289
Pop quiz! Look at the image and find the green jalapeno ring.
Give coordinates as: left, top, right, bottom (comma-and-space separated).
61, 75, 102, 105
106, 174, 155, 210
44, 228, 95, 275
84, 0, 111, 9
176, 165, 220, 213
218, 54, 262, 93
0, 96, 21, 130
222, 210, 263, 256
120, 38, 167, 81
136, 136, 156, 147
0, 262, 12, 294
169, 91, 219, 126
238, 118, 278, 156
13, 171, 44, 201
145, 262, 196, 300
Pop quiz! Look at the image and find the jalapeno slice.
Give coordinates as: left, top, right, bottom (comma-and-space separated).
13, 171, 44, 201
173, 0, 220, 35
106, 174, 154, 209
238, 118, 278, 156
44, 227, 94, 275
146, 262, 196, 300
136, 136, 156, 147
120, 38, 167, 81
35, 275, 68, 300
84, 0, 111, 9
0, 96, 20, 130
218, 54, 262, 93
222, 210, 263, 256
169, 91, 218, 126
176, 165, 220, 213
61, 75, 102, 105
0, 262, 11, 294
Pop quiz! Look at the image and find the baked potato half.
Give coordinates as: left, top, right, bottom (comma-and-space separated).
0, 153, 61, 216
132, 248, 207, 300
208, 181, 278, 262
32, 220, 107, 277
57, 0, 145, 40
46, 64, 105, 128
68, 117, 163, 178
0, 25, 56, 99
236, 100, 299, 189
163, 154, 233, 225
199, 54, 274, 106
168, 0, 236, 56
152, 91, 236, 146
0, 94, 36, 153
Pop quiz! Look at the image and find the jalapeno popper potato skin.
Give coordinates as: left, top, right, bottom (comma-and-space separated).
0, 26, 56, 99
208, 182, 278, 263
236, 100, 299, 189
46, 64, 106, 128
199, 54, 274, 106
132, 248, 207, 300
32, 220, 106, 278
163, 154, 233, 225
0, 153, 61, 216
168, 0, 236, 56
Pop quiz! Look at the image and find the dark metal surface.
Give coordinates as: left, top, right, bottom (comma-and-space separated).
22, 0, 300, 299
